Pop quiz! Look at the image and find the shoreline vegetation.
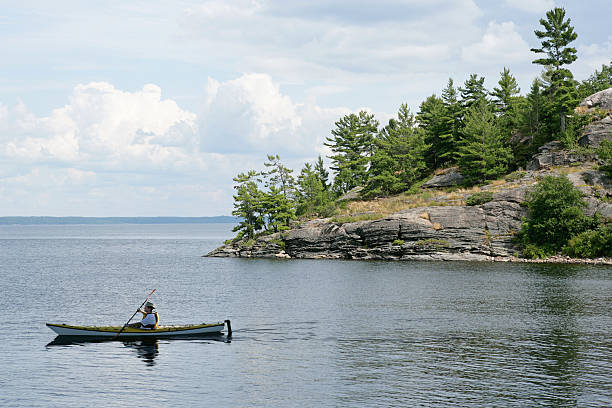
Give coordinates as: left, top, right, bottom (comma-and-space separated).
210, 7, 612, 263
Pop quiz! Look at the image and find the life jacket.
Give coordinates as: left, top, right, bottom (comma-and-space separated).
141, 311, 159, 329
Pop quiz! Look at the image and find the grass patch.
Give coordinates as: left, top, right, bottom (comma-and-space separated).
466, 191, 494, 206
393, 239, 405, 246
331, 213, 384, 224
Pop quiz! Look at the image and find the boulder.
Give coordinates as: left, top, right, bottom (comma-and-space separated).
527, 141, 596, 170
578, 115, 612, 148
338, 186, 363, 201
422, 167, 464, 188
577, 87, 612, 112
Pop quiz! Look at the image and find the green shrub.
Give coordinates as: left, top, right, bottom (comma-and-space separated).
519, 175, 598, 256
522, 243, 549, 259
560, 113, 595, 149
598, 139, 612, 178
393, 239, 405, 246
563, 224, 612, 258
505, 170, 526, 182
466, 191, 494, 206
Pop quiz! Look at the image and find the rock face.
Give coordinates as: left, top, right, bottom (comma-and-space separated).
282, 197, 525, 261
527, 141, 596, 170
422, 167, 464, 188
207, 165, 612, 261
577, 87, 612, 112
208, 189, 527, 261
578, 115, 612, 148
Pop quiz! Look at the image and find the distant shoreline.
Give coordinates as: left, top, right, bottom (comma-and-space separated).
0, 216, 238, 225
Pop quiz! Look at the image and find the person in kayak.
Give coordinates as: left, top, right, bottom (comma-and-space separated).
128, 301, 159, 329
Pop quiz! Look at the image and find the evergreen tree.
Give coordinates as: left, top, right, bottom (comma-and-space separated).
441, 78, 462, 148
324, 110, 379, 195
364, 104, 429, 197
491, 68, 523, 144
263, 154, 295, 201
456, 101, 513, 184
491, 68, 521, 114
262, 154, 295, 227
515, 78, 553, 165
577, 62, 612, 98
262, 185, 296, 233
460, 74, 488, 113
417, 94, 449, 169
296, 162, 332, 216
231, 170, 265, 240
314, 156, 329, 190
531, 7, 579, 132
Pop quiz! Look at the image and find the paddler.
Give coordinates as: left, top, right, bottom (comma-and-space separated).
128, 301, 159, 329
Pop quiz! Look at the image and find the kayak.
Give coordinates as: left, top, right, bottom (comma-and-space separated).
46, 320, 230, 338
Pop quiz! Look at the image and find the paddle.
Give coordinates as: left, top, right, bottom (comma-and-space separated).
114, 288, 156, 339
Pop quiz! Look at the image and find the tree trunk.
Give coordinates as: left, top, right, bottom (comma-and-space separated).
560, 112, 566, 133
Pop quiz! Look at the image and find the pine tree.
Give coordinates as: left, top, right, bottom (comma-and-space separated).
262, 154, 295, 227
491, 68, 521, 114
456, 101, 513, 184
417, 94, 453, 169
231, 171, 265, 240
296, 162, 332, 216
264, 154, 295, 201
460, 74, 488, 113
324, 110, 378, 195
262, 185, 295, 233
531, 7, 579, 132
364, 104, 429, 197
441, 78, 462, 146
491, 68, 523, 141
314, 156, 329, 190
578, 62, 612, 98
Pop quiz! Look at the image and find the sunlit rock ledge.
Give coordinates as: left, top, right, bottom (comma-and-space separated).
208, 159, 612, 263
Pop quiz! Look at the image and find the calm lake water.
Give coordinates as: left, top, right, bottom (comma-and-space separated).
1, 223, 611, 407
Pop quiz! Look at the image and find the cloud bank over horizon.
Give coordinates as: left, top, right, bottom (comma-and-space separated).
0, 75, 355, 216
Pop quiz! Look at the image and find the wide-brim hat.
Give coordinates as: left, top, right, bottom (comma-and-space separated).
144, 301, 156, 309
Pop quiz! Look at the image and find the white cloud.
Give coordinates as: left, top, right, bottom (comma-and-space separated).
461, 21, 530, 65
0, 82, 199, 171
505, 0, 554, 13
0, 76, 362, 215
199, 73, 350, 158
575, 37, 612, 80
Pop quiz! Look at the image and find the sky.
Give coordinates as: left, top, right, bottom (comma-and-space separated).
1, 0, 610, 216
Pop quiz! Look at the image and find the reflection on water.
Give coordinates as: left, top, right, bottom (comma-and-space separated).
45, 334, 230, 367
123, 339, 159, 366
530, 264, 583, 406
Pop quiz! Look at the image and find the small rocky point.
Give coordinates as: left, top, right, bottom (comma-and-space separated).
208, 89, 612, 264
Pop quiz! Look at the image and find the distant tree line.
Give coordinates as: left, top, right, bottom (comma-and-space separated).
231, 7, 612, 256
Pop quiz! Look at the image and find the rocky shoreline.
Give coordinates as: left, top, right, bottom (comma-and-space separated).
208, 89, 612, 265
208, 162, 611, 265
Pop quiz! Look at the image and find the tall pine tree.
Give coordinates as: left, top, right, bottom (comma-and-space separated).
531, 7, 579, 132
324, 111, 378, 195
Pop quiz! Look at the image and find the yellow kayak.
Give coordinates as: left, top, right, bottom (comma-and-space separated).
46, 320, 230, 337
